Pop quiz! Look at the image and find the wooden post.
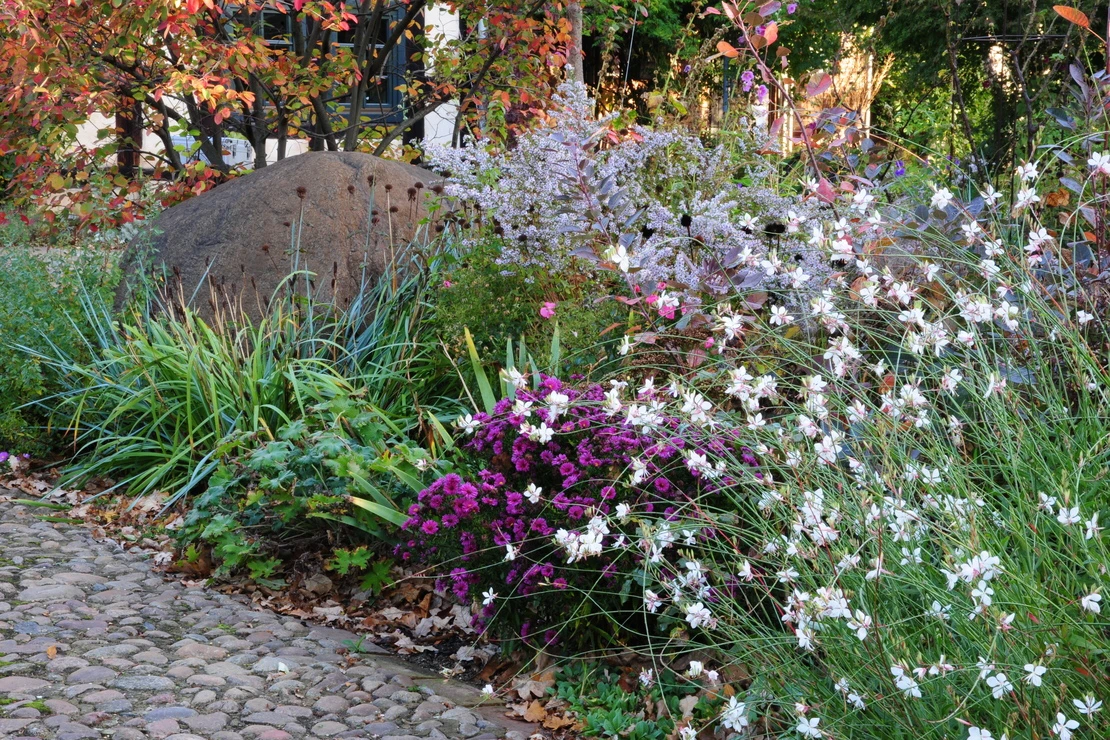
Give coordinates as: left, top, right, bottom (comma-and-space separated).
567, 1, 584, 83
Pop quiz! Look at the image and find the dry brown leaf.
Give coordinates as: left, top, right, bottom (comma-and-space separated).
542, 714, 577, 730
513, 670, 556, 700
46, 645, 57, 659
523, 701, 546, 723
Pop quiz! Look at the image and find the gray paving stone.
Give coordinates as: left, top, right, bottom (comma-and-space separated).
0, 494, 515, 740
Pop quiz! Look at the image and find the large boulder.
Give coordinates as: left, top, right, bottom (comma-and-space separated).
120, 151, 442, 319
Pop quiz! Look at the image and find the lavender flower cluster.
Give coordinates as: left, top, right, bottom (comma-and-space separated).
397, 376, 756, 646
428, 81, 830, 299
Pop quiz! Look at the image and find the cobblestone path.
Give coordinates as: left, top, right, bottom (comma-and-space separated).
0, 495, 525, 740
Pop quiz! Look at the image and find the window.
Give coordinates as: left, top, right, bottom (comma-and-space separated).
258, 9, 293, 50
333, 9, 406, 124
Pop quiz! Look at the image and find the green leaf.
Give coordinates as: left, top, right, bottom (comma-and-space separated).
347, 495, 408, 526
464, 327, 497, 413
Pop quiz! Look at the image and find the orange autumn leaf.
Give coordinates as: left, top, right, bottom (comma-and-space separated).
717, 40, 741, 58
1054, 5, 1090, 27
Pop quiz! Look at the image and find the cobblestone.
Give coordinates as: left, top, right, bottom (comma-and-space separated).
0, 496, 511, 740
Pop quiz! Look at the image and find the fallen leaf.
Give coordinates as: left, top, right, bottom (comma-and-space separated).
543, 714, 577, 730
523, 701, 546, 723
514, 670, 556, 700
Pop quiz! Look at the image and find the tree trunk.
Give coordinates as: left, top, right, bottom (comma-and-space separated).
567, 1, 584, 84
115, 88, 143, 180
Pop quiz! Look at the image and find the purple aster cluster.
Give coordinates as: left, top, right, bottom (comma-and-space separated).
397, 376, 757, 647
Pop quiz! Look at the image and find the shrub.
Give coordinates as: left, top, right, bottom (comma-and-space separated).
430, 237, 626, 369
429, 80, 831, 298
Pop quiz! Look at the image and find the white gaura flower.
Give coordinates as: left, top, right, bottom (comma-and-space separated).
681, 391, 713, 426
719, 696, 749, 731
986, 672, 1013, 699
1090, 151, 1110, 175
481, 684, 495, 697
1073, 695, 1103, 716
1081, 591, 1102, 614
544, 391, 570, 419
685, 661, 704, 679
1052, 712, 1079, 740
716, 312, 746, 340
795, 715, 824, 738
501, 367, 527, 390
615, 502, 631, 522
503, 544, 518, 561
1078, 310, 1095, 325
604, 243, 631, 272
1016, 161, 1038, 181
814, 434, 842, 465
968, 728, 994, 740
684, 601, 714, 629
456, 413, 481, 435
481, 589, 497, 606
1014, 187, 1040, 211
847, 610, 872, 640
930, 186, 954, 210
526, 422, 555, 444
982, 184, 1002, 205
890, 665, 921, 698
941, 367, 963, 393
1085, 512, 1102, 540
928, 600, 951, 620
770, 304, 794, 326
618, 335, 633, 356
638, 668, 654, 687
643, 589, 662, 613
1058, 506, 1081, 526
983, 373, 1007, 399
523, 483, 542, 504
678, 727, 696, 740
737, 560, 754, 581
1023, 663, 1047, 687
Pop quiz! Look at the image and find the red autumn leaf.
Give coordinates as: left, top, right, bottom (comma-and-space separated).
763, 21, 778, 44
1053, 5, 1090, 27
815, 177, 837, 203
806, 71, 833, 97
